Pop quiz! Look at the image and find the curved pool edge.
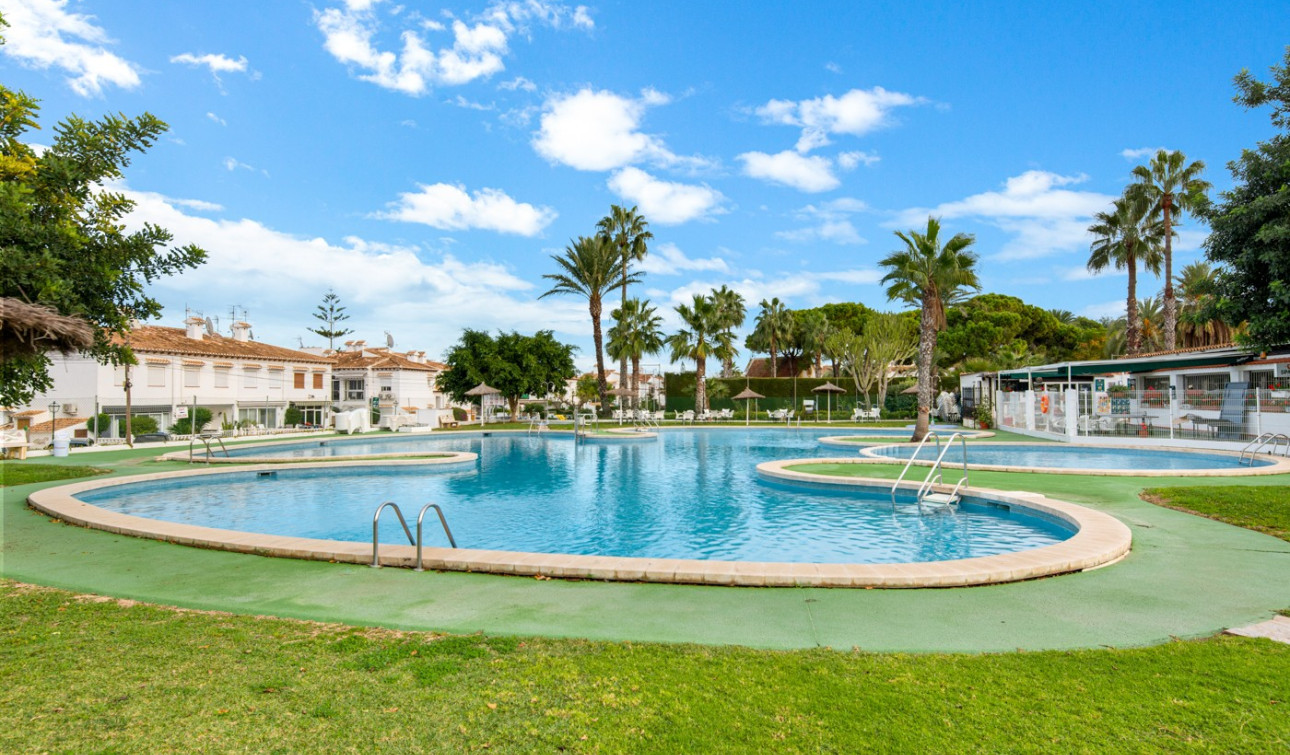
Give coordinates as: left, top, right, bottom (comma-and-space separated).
28, 458, 1129, 589
159, 435, 536, 464
819, 430, 994, 447
854, 441, 1290, 477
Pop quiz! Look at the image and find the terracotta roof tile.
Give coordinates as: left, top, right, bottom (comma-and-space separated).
331, 349, 439, 372
114, 326, 331, 364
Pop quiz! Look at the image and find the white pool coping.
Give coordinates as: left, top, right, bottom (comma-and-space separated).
853, 440, 1290, 477
28, 458, 1131, 588
819, 430, 995, 448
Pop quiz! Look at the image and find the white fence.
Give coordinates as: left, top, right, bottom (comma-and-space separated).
995, 387, 1290, 445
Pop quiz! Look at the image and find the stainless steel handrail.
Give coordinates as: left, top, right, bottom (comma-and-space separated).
890, 431, 942, 505
188, 432, 229, 464
414, 502, 457, 571
914, 432, 969, 510
1240, 432, 1290, 464
371, 501, 415, 568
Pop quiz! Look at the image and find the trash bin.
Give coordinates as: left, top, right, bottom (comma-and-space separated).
51, 430, 71, 458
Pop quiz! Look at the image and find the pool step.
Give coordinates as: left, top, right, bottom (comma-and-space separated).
920, 492, 960, 509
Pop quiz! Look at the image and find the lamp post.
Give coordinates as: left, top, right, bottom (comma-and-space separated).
48, 400, 60, 451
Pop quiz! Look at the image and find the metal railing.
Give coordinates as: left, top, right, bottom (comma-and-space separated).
889, 431, 969, 513
1239, 432, 1290, 465
187, 432, 229, 463
415, 503, 457, 571
372, 501, 458, 569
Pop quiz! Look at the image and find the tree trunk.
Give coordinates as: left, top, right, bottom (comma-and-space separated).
912, 299, 937, 443
1126, 258, 1140, 355
1162, 195, 1177, 351
619, 264, 629, 408
815, 350, 823, 377
631, 355, 640, 410
509, 396, 521, 420
695, 357, 707, 413
769, 335, 777, 377
591, 297, 608, 413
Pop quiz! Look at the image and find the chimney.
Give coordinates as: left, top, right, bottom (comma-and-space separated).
231, 321, 252, 342
185, 316, 205, 341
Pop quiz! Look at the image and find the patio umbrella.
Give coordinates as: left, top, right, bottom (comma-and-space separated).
733, 387, 765, 426
811, 381, 846, 423
465, 382, 501, 426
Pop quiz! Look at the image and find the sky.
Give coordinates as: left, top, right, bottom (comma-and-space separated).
1, 0, 1288, 370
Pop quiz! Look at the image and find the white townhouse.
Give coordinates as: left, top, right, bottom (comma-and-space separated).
27, 317, 333, 438
329, 340, 449, 421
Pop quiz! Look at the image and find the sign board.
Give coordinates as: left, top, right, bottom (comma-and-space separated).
1094, 378, 1105, 392
173, 406, 189, 419
370, 397, 379, 408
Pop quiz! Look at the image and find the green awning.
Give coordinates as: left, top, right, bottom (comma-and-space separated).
998, 351, 1250, 380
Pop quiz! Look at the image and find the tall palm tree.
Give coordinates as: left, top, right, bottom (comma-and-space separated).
711, 285, 746, 377
1136, 296, 1165, 353
753, 297, 791, 377
541, 236, 639, 412
667, 294, 721, 414
795, 309, 830, 377
1086, 194, 1165, 356
1175, 261, 1233, 348
597, 205, 653, 399
879, 217, 980, 442
1129, 150, 1211, 350
607, 298, 664, 408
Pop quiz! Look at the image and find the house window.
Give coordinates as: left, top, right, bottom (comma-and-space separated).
313, 373, 323, 389
1183, 374, 1228, 392
1140, 376, 1169, 392
345, 379, 365, 400
1248, 370, 1275, 390
244, 368, 259, 388
238, 407, 276, 428
293, 371, 305, 389
332, 379, 341, 401
147, 364, 166, 387
214, 368, 230, 388
184, 365, 201, 388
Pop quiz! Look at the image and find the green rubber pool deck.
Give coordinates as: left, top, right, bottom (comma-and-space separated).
3, 441, 1289, 653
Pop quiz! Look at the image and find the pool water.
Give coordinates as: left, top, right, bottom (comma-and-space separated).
80, 430, 1073, 564
865, 442, 1265, 470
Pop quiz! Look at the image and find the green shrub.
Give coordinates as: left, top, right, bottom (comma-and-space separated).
170, 407, 213, 435
129, 415, 158, 434
452, 407, 468, 422
284, 405, 304, 426
86, 412, 112, 435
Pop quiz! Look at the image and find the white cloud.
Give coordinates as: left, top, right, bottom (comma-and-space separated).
651, 268, 881, 314
737, 150, 839, 193
776, 198, 869, 245
824, 62, 841, 74
532, 88, 709, 172
207, 112, 227, 126
0, 0, 141, 96
117, 184, 592, 352
1082, 299, 1128, 320
170, 52, 253, 88
169, 197, 224, 212
607, 168, 725, 225
374, 182, 556, 236
222, 157, 256, 172
1120, 146, 1165, 161
448, 95, 494, 110
498, 75, 536, 91
755, 87, 925, 152
636, 242, 729, 276
314, 0, 589, 96
893, 170, 1115, 261
837, 150, 879, 170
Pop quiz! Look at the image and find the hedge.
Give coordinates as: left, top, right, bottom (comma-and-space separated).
661, 373, 918, 418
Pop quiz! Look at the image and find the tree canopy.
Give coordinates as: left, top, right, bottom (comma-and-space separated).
0, 81, 206, 407
1205, 46, 1290, 349
438, 329, 576, 418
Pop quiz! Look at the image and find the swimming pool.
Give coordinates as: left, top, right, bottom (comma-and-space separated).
860, 442, 1278, 473
83, 431, 1072, 564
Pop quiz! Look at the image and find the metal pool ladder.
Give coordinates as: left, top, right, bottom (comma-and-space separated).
188, 432, 229, 464
889, 431, 970, 513
371, 501, 458, 569
1239, 432, 1290, 465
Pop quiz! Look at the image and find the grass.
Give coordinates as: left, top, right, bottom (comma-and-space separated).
1143, 485, 1290, 542
0, 462, 108, 487
2, 581, 1287, 753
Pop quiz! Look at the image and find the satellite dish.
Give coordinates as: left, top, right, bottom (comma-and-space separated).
204, 317, 216, 335
385, 331, 394, 349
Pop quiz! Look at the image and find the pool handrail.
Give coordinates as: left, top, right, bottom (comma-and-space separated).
890, 431, 941, 506
415, 502, 457, 571
371, 501, 415, 568
1239, 432, 1290, 465
889, 431, 970, 511
188, 432, 229, 464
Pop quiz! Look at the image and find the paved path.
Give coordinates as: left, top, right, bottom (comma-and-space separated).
3, 449, 1289, 652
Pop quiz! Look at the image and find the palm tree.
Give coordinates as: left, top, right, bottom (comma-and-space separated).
795, 309, 830, 377
879, 217, 980, 442
1129, 150, 1211, 350
598, 205, 653, 399
1086, 194, 1165, 356
541, 235, 639, 412
1136, 296, 1165, 353
711, 285, 746, 377
753, 297, 791, 377
607, 298, 664, 408
667, 294, 721, 414
1175, 261, 1233, 348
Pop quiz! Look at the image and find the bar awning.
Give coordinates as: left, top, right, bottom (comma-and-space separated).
997, 347, 1252, 380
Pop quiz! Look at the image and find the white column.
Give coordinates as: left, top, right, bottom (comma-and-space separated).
1065, 389, 1078, 441
1024, 390, 1035, 431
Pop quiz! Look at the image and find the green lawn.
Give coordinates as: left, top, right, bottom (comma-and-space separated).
2, 580, 1287, 753
0, 462, 108, 487
1144, 485, 1290, 542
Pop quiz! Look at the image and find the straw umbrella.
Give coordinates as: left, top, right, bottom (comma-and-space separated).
464, 382, 501, 426
733, 386, 765, 426
811, 382, 846, 423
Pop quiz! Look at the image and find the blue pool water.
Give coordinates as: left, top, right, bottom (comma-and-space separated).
865, 443, 1266, 470
79, 430, 1073, 564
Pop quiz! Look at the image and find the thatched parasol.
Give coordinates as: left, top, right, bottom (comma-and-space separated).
811, 381, 846, 423
465, 382, 501, 426
733, 387, 764, 426
0, 297, 94, 359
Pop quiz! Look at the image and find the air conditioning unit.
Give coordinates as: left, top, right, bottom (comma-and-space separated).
62, 403, 79, 416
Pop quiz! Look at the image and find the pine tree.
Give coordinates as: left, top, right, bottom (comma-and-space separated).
309, 290, 353, 350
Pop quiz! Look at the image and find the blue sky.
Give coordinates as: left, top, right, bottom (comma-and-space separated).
2, 0, 1287, 369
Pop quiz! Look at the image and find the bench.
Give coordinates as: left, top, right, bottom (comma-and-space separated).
1, 428, 29, 460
